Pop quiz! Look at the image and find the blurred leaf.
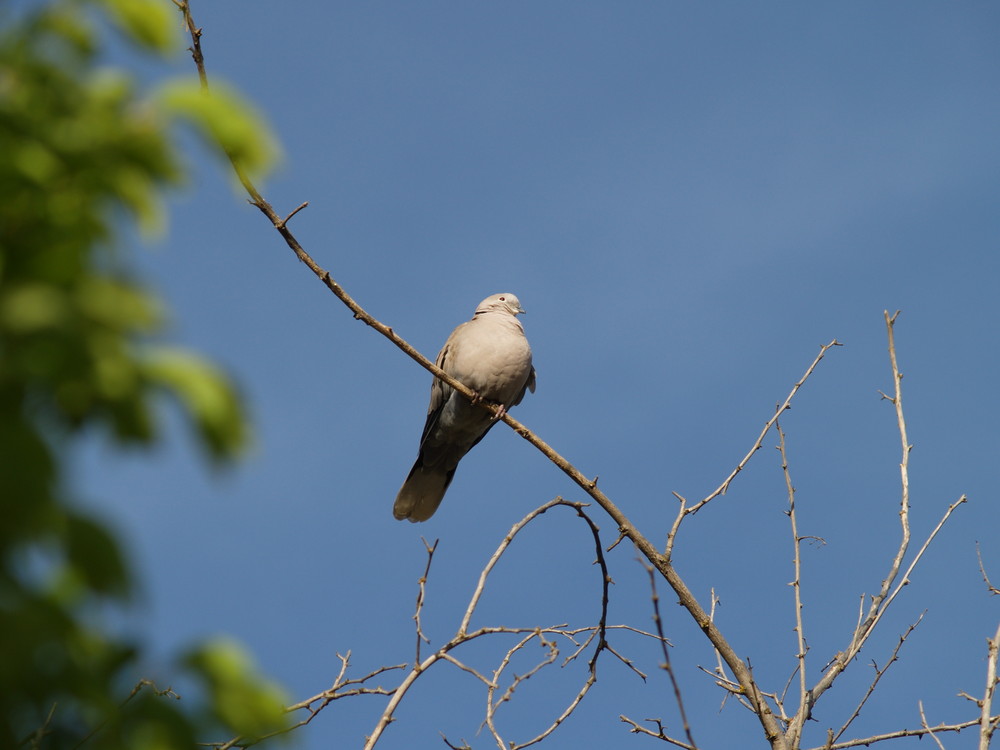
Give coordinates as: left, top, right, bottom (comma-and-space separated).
0, 283, 69, 332
186, 638, 290, 739
0, 414, 57, 547
0, 0, 281, 745
11, 139, 61, 185
158, 79, 280, 182
101, 0, 179, 53
64, 512, 131, 596
77, 276, 163, 333
143, 346, 249, 461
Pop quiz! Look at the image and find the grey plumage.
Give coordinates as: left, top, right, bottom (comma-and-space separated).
393, 293, 536, 522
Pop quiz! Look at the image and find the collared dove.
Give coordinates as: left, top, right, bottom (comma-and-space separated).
393, 293, 536, 522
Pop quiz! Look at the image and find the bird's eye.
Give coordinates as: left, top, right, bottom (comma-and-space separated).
498, 296, 505, 301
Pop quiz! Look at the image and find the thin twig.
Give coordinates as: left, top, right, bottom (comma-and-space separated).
619, 716, 697, 750
665, 340, 842, 559
645, 562, 698, 749
414, 538, 438, 663
367, 500, 628, 749
808, 716, 1000, 750
777, 416, 811, 747
830, 613, 925, 744
482, 503, 618, 750
808, 312, 967, 708
918, 701, 948, 750
976, 542, 1000, 595
71, 680, 180, 750
459, 498, 572, 636
205, 656, 404, 748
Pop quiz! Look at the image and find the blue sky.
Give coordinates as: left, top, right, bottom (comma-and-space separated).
80, 3, 998, 748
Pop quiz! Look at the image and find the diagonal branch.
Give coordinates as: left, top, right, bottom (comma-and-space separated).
808, 716, 998, 750
666, 339, 842, 559
976, 542, 1000, 596
620, 715, 697, 749
829, 613, 924, 745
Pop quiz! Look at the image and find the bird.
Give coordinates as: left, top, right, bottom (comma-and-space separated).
393, 293, 536, 522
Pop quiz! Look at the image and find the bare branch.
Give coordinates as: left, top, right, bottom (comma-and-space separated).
806, 717, 995, 750
644, 562, 698, 749
481, 503, 621, 750
620, 715, 697, 749
807, 312, 968, 708
778, 417, 810, 748
665, 340, 842, 559
368, 499, 634, 749
204, 656, 404, 749
414, 538, 438, 662
918, 701, 948, 750
459, 497, 577, 637
275, 201, 309, 229
830, 614, 925, 744
67, 680, 182, 749
439, 652, 493, 687
977, 622, 1000, 750
976, 542, 1000, 596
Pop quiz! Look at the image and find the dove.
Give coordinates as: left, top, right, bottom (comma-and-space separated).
393, 293, 536, 522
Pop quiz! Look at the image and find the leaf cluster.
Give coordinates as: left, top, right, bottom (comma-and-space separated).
0, 1, 285, 747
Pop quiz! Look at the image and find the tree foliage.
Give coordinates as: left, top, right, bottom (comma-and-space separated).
0, 1, 285, 746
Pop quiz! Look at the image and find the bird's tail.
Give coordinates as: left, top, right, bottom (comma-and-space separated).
393, 460, 456, 522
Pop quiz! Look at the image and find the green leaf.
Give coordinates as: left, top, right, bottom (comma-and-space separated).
1, 2, 277, 744
77, 276, 163, 334
100, 0, 179, 53
142, 346, 249, 461
64, 512, 131, 597
158, 79, 280, 183
0, 283, 69, 332
185, 638, 290, 739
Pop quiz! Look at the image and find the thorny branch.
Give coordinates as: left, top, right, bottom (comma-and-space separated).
778, 417, 811, 748
918, 701, 948, 750
365, 498, 649, 750
977, 543, 1000, 596
808, 717, 995, 750
69, 680, 181, 749
804, 313, 967, 716
618, 563, 698, 750
203, 499, 653, 750
664, 339, 842, 560
414, 538, 438, 663
172, 4, 992, 748
620, 716, 697, 750
828, 614, 925, 745
975, 622, 1000, 750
